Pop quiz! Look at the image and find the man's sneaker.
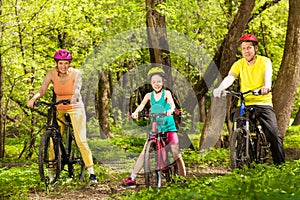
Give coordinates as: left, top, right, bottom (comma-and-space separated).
124, 176, 136, 186
89, 174, 97, 186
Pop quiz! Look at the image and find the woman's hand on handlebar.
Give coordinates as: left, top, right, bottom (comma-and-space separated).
27, 99, 35, 108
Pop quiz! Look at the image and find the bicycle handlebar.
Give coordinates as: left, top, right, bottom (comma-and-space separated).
129, 109, 180, 119
34, 99, 70, 107
139, 112, 167, 118
224, 89, 262, 97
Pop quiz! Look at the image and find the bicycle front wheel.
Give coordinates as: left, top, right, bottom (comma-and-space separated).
144, 140, 160, 187
38, 130, 61, 185
230, 128, 249, 169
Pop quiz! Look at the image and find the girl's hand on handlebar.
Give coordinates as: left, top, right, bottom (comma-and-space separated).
166, 110, 173, 116
131, 112, 138, 119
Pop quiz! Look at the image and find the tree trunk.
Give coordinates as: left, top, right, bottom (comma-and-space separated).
200, 96, 227, 150
199, 96, 206, 122
96, 70, 113, 139
200, 0, 255, 149
0, 0, 3, 158
292, 108, 300, 126
145, 0, 171, 67
273, 0, 300, 137
145, 0, 173, 89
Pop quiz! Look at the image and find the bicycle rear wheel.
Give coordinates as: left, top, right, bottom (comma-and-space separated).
162, 144, 178, 183
67, 132, 85, 181
162, 161, 177, 183
144, 140, 160, 187
230, 128, 250, 169
256, 128, 269, 164
38, 130, 61, 185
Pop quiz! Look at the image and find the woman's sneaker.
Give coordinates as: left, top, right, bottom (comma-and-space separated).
124, 177, 136, 186
89, 174, 97, 186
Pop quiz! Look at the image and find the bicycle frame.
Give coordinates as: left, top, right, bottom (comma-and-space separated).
39, 100, 73, 162
147, 113, 170, 170
235, 93, 251, 160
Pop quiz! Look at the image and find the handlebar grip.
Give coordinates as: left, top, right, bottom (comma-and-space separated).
34, 102, 42, 107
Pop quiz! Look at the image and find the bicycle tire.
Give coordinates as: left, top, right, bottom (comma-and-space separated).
230, 128, 250, 169
162, 143, 178, 183
144, 140, 160, 187
256, 128, 269, 164
163, 161, 178, 183
68, 132, 85, 181
38, 130, 61, 185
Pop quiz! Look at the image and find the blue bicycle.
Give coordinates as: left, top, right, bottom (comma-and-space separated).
226, 89, 270, 169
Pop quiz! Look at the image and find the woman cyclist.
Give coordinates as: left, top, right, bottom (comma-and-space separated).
27, 49, 98, 186
124, 67, 186, 186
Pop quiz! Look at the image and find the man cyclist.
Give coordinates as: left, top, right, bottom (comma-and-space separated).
213, 33, 285, 165
27, 49, 98, 186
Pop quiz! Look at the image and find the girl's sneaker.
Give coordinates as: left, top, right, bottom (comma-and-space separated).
124, 177, 136, 186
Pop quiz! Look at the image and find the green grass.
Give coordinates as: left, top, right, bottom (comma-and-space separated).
1, 125, 300, 199
122, 161, 300, 200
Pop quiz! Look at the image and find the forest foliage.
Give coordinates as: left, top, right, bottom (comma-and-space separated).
1, 0, 294, 144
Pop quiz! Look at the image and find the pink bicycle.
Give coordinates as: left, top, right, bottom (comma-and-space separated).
142, 111, 178, 188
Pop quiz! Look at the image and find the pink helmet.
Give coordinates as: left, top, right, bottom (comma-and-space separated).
53, 49, 72, 61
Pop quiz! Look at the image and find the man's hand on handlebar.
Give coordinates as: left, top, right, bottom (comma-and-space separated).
213, 88, 226, 98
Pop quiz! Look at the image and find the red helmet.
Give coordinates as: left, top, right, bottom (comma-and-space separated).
53, 49, 72, 61
239, 34, 258, 44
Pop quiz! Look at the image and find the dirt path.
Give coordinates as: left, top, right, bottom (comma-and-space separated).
26, 166, 231, 200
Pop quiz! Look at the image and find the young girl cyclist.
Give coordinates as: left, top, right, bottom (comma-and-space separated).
125, 67, 186, 186
27, 49, 97, 186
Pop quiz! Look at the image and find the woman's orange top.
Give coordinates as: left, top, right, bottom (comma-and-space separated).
53, 68, 74, 110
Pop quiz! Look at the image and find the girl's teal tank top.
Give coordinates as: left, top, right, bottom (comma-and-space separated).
150, 89, 177, 132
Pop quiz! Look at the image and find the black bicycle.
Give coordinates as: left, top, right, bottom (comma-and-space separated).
226, 89, 270, 169
36, 100, 85, 189
141, 108, 178, 188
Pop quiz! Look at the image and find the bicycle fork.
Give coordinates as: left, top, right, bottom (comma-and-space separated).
245, 121, 250, 160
